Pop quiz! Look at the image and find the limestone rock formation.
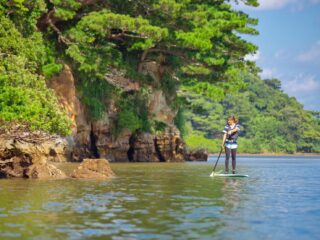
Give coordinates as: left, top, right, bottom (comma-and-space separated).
0, 125, 68, 179
128, 132, 159, 162
47, 64, 81, 134
71, 159, 115, 179
154, 126, 185, 162
104, 68, 140, 92
148, 90, 176, 125
185, 149, 208, 161
47, 62, 187, 162
26, 162, 66, 179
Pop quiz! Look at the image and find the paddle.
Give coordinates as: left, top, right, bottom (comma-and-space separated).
209, 146, 224, 177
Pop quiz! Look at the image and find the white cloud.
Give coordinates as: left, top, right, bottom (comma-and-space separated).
296, 41, 320, 63
282, 74, 320, 111
257, 0, 296, 10
274, 50, 291, 60
245, 51, 260, 61
234, 0, 320, 11
259, 68, 278, 79
258, 69, 320, 111
282, 74, 319, 93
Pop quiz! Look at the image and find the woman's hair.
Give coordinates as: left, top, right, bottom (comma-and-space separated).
227, 115, 238, 124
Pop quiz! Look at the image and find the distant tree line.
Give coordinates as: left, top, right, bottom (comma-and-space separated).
183, 75, 320, 153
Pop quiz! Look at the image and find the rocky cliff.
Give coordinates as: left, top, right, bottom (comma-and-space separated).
0, 125, 68, 179
48, 64, 186, 162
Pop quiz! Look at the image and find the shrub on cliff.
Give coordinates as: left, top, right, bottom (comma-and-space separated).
0, 16, 71, 136
0, 0, 260, 137
42, 0, 259, 134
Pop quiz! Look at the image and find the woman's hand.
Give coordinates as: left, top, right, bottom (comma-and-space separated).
227, 130, 232, 135
221, 143, 225, 149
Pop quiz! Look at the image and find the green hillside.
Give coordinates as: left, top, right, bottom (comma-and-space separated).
183, 74, 320, 153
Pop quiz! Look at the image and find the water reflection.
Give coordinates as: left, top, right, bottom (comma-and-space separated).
0, 158, 320, 239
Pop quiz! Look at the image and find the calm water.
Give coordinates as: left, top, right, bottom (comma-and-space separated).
1, 156, 320, 240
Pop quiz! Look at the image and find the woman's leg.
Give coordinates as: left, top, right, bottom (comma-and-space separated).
225, 147, 231, 173
231, 148, 237, 173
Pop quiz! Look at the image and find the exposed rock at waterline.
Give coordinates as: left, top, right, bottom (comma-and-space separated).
71, 159, 115, 179
26, 162, 66, 179
185, 149, 208, 161
0, 125, 68, 179
48, 62, 187, 162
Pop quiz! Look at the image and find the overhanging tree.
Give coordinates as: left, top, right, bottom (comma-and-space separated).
0, 0, 260, 135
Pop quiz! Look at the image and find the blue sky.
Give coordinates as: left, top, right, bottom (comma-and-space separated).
234, 0, 320, 111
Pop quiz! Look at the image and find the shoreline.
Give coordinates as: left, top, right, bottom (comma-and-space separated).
208, 152, 320, 157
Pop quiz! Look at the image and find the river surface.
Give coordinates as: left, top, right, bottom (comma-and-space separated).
0, 156, 320, 239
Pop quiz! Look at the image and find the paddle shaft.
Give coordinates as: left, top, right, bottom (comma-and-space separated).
212, 147, 224, 172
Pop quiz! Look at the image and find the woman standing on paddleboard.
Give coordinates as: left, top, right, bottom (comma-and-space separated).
221, 115, 240, 174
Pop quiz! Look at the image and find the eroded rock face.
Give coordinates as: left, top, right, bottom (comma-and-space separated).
48, 62, 186, 162
128, 132, 158, 162
185, 149, 208, 161
97, 128, 133, 162
155, 126, 185, 162
148, 90, 176, 125
26, 162, 66, 179
104, 68, 140, 92
47, 64, 81, 134
139, 61, 163, 85
0, 126, 68, 179
127, 126, 185, 162
71, 159, 115, 179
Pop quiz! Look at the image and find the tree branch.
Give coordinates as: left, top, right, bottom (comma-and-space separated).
46, 9, 72, 45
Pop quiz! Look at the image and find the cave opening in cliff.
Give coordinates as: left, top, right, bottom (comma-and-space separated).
154, 139, 165, 162
90, 129, 100, 158
127, 134, 136, 162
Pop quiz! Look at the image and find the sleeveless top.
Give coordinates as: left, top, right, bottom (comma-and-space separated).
223, 124, 240, 143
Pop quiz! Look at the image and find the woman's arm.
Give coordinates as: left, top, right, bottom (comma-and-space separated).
228, 125, 240, 135
221, 133, 227, 148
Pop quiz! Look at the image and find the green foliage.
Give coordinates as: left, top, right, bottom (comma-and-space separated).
185, 131, 220, 152
113, 89, 152, 137
67, 10, 168, 51
237, 138, 262, 153
0, 0, 262, 139
154, 121, 167, 133
0, 55, 71, 135
184, 73, 320, 153
264, 78, 282, 90
0, 0, 47, 35
0, 16, 71, 135
42, 63, 63, 78
122, 55, 154, 86
58, 0, 259, 128
77, 77, 114, 120
174, 108, 187, 137
182, 81, 225, 101
160, 73, 179, 106
116, 109, 142, 135
0, 16, 46, 69
51, 0, 81, 20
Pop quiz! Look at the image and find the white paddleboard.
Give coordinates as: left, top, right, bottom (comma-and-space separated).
210, 173, 249, 177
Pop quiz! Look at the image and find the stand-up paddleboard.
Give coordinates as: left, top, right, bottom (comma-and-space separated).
210, 172, 249, 177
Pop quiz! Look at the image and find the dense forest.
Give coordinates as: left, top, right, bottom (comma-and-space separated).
184, 75, 320, 153
0, 0, 318, 155
0, 0, 258, 130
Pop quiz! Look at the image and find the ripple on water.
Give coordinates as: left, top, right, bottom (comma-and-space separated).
0, 158, 320, 239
